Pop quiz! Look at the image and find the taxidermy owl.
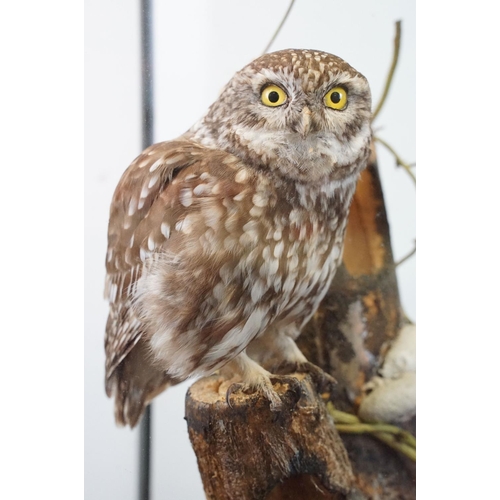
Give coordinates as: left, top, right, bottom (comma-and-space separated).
104, 49, 372, 427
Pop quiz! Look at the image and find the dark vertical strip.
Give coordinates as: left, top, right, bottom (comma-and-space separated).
141, 0, 154, 150
139, 1, 154, 500
138, 406, 152, 500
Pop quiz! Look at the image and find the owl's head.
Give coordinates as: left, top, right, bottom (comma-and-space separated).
190, 49, 372, 183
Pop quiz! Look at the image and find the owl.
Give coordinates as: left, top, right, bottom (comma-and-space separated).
104, 49, 372, 427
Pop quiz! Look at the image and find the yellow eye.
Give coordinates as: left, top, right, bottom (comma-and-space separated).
261, 85, 287, 107
324, 87, 348, 110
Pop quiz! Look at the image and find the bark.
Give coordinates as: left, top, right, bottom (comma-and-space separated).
186, 374, 354, 500
186, 149, 415, 499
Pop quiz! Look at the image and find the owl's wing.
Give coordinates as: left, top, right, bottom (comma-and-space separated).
105, 140, 257, 426
105, 142, 196, 375
104, 140, 207, 426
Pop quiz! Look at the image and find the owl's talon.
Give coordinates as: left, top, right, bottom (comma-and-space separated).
270, 374, 301, 393
278, 361, 337, 394
225, 382, 245, 408
225, 379, 284, 411
262, 383, 283, 412
270, 375, 302, 403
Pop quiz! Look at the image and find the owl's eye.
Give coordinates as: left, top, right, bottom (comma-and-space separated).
324, 87, 348, 110
261, 85, 287, 107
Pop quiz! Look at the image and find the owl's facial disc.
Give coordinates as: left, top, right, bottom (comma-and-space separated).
236, 73, 371, 182
190, 49, 372, 183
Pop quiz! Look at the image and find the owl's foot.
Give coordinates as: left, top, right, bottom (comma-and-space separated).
269, 374, 303, 401
224, 351, 307, 411
226, 377, 283, 411
278, 361, 337, 395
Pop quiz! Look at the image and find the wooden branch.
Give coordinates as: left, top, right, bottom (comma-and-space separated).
186, 374, 354, 500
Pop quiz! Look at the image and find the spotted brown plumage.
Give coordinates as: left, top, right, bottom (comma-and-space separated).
104, 49, 372, 426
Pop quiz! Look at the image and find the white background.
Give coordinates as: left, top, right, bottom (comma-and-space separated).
85, 1, 415, 498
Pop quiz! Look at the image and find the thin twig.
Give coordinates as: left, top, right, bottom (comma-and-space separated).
374, 136, 416, 185
328, 407, 359, 425
373, 433, 416, 461
372, 20, 401, 122
395, 242, 416, 267
335, 424, 416, 448
326, 403, 416, 462
262, 0, 296, 54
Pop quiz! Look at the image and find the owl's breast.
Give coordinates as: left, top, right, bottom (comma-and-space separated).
218, 176, 347, 327
268, 207, 346, 327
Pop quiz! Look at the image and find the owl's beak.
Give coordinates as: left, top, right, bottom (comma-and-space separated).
297, 106, 312, 138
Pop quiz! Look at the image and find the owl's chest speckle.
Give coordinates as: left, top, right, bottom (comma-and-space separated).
222, 172, 355, 323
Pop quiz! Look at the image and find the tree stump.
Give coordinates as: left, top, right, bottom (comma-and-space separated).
186, 374, 354, 500
185, 150, 415, 499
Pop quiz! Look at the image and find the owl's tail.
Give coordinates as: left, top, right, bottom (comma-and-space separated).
105, 337, 181, 428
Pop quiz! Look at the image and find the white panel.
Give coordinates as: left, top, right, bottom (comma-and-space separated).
85, 0, 141, 499
151, 3, 209, 497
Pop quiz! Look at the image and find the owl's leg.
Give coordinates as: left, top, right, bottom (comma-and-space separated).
246, 328, 307, 370
223, 351, 300, 411
247, 329, 336, 394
